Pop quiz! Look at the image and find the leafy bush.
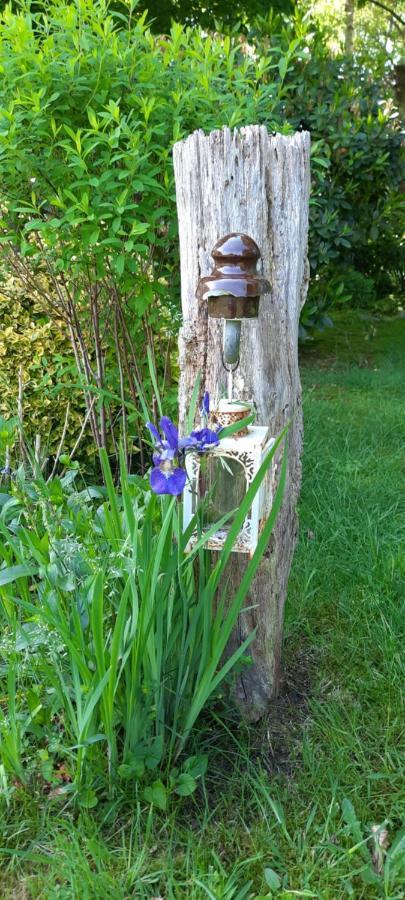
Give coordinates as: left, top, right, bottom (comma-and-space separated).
281, 33, 403, 325
0, 0, 401, 439
334, 267, 377, 309
248, 12, 403, 329
0, 271, 90, 467
0, 435, 285, 805
132, 0, 294, 34
0, 0, 302, 463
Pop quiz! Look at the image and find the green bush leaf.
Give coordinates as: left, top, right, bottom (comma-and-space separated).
78, 788, 98, 809
184, 755, 208, 778
143, 780, 167, 810
264, 867, 281, 891
174, 773, 197, 797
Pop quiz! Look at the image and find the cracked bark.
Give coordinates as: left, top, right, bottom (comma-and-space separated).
173, 126, 311, 720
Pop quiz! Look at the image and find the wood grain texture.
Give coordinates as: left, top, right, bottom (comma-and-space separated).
173, 126, 310, 719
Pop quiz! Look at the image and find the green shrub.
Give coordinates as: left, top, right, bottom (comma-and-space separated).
0, 0, 401, 429
0, 271, 89, 466
282, 34, 403, 321
0, 0, 303, 462
131, 0, 294, 34
335, 267, 377, 309
249, 12, 403, 328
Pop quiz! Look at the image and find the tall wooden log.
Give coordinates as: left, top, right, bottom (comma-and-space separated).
173, 126, 310, 720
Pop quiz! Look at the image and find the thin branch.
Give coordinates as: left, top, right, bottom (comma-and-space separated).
114, 308, 128, 469
114, 307, 145, 471
34, 434, 41, 465
17, 365, 27, 466
162, 334, 172, 392
48, 402, 70, 481
90, 281, 107, 448
70, 396, 97, 459
364, 0, 405, 29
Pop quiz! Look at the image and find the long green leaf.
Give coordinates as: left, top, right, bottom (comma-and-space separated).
99, 448, 123, 541
0, 564, 38, 586
181, 437, 288, 743
217, 412, 255, 439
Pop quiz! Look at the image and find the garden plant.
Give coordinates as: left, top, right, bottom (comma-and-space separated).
0, 0, 401, 461
0, 0, 404, 897
0, 389, 287, 806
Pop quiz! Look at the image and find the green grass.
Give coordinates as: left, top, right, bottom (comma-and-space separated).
1, 312, 404, 899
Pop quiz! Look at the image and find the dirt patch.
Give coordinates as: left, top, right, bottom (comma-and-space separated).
245, 645, 315, 778
192, 644, 315, 804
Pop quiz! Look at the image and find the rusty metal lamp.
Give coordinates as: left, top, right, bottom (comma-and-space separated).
182, 233, 274, 555
196, 232, 270, 368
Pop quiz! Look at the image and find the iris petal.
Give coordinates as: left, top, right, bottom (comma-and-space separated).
159, 416, 179, 451
150, 465, 186, 496
179, 434, 197, 449
167, 467, 186, 495
147, 422, 162, 445
201, 391, 210, 416
159, 447, 176, 461
190, 427, 220, 451
150, 467, 170, 494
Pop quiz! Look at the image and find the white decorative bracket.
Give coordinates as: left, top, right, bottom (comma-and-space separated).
183, 426, 275, 556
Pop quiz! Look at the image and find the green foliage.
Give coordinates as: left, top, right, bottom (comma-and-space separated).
0, 0, 298, 269
130, 0, 294, 34
0, 433, 285, 800
250, 15, 403, 331
0, 0, 402, 447
335, 266, 378, 308
0, 0, 304, 458
0, 313, 404, 898
0, 271, 90, 466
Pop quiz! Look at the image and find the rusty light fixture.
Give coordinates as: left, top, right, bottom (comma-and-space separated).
196, 232, 270, 369
182, 233, 274, 556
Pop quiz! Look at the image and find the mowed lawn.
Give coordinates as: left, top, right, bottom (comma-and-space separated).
1, 312, 404, 899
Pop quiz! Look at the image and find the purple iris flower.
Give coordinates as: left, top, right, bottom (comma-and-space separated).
146, 416, 193, 496
150, 462, 186, 496
147, 417, 195, 453
190, 427, 220, 452
146, 405, 221, 496
194, 393, 221, 448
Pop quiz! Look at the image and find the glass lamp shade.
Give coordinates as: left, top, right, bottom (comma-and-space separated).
183, 426, 275, 556
202, 455, 247, 526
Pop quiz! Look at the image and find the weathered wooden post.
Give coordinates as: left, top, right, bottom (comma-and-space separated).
173, 126, 310, 721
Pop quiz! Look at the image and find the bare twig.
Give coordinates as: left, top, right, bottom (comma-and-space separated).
90, 282, 107, 448
34, 434, 41, 465
114, 309, 128, 468
70, 395, 97, 459
17, 365, 27, 466
48, 402, 70, 481
365, 0, 404, 29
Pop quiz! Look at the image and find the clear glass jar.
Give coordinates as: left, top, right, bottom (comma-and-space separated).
200, 455, 246, 526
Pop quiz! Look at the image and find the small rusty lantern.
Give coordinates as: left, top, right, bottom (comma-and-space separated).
184, 235, 274, 555
196, 233, 270, 366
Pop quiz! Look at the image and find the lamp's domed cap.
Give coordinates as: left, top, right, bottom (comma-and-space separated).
196, 232, 270, 318
212, 233, 260, 261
